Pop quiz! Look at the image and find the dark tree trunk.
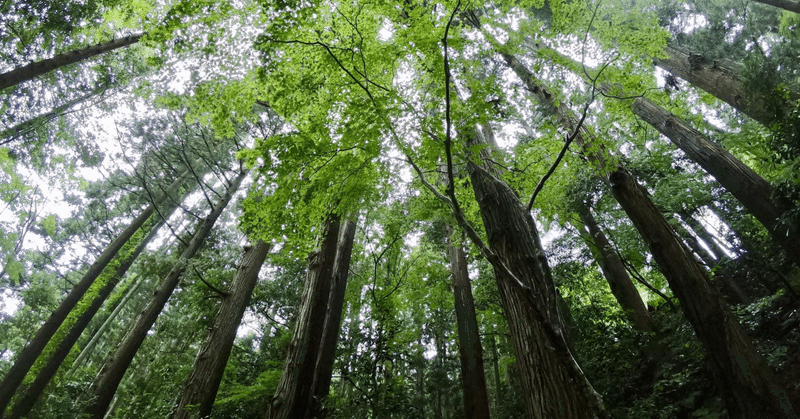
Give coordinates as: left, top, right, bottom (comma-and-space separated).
653, 46, 781, 126
0, 34, 143, 91
465, 126, 603, 418
447, 228, 491, 419
629, 95, 800, 266
310, 218, 357, 415
267, 213, 341, 419
85, 170, 246, 419
7, 214, 170, 419
753, 0, 800, 13
609, 168, 796, 419
501, 49, 796, 418
0, 170, 189, 417
577, 203, 654, 332
171, 240, 271, 419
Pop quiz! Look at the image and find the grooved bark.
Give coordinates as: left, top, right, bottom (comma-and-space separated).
630, 96, 800, 265
171, 240, 271, 419
465, 127, 601, 418
311, 218, 357, 413
0, 170, 190, 417
447, 228, 491, 419
7, 214, 169, 419
653, 46, 777, 126
268, 213, 341, 419
577, 204, 654, 332
609, 168, 796, 419
501, 48, 796, 418
0, 34, 143, 91
85, 170, 247, 419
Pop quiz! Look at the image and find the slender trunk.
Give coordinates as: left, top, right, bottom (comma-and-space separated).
753, 0, 800, 13
628, 95, 800, 265
71, 275, 144, 370
576, 203, 654, 332
465, 126, 603, 418
0, 34, 143, 91
171, 240, 271, 419
501, 49, 796, 418
85, 170, 247, 419
0, 170, 190, 416
653, 46, 781, 126
0, 85, 108, 145
310, 218, 357, 414
446, 227, 491, 419
267, 213, 341, 419
7, 214, 169, 419
488, 330, 501, 410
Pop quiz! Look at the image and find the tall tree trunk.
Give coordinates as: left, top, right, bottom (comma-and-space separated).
0, 84, 109, 145
0, 34, 143, 91
464, 126, 604, 418
267, 213, 341, 419
85, 170, 247, 419
628, 95, 800, 265
310, 218, 357, 415
0, 170, 190, 417
652, 46, 784, 126
753, 0, 800, 13
170, 240, 271, 419
576, 203, 654, 332
446, 227, 491, 419
7, 213, 170, 419
500, 49, 796, 418
488, 329, 501, 410
609, 168, 796, 418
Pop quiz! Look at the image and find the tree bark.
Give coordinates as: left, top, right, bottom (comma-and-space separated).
629, 95, 800, 266
501, 49, 796, 418
753, 0, 800, 13
170, 240, 271, 419
7, 214, 169, 419
0, 34, 143, 91
0, 169, 190, 417
653, 46, 780, 126
310, 218, 357, 414
85, 169, 247, 419
609, 168, 796, 418
446, 227, 491, 419
464, 126, 603, 418
267, 213, 341, 419
577, 203, 654, 332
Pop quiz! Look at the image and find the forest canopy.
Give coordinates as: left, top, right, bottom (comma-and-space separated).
1, 0, 799, 418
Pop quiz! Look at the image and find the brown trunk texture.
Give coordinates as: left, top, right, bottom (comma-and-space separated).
447, 228, 492, 419
653, 46, 777, 126
0, 34, 142, 91
630, 96, 800, 265
171, 240, 271, 419
754, 0, 800, 13
465, 127, 601, 418
267, 213, 341, 419
0, 170, 189, 417
609, 168, 796, 419
577, 203, 654, 332
85, 170, 246, 419
310, 218, 357, 415
7, 215, 168, 419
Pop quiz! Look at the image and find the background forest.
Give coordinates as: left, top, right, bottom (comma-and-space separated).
1, 0, 799, 418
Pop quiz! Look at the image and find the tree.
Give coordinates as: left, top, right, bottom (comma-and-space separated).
85, 168, 248, 419
446, 227, 491, 418
0, 169, 192, 417
171, 239, 270, 419
267, 212, 341, 419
